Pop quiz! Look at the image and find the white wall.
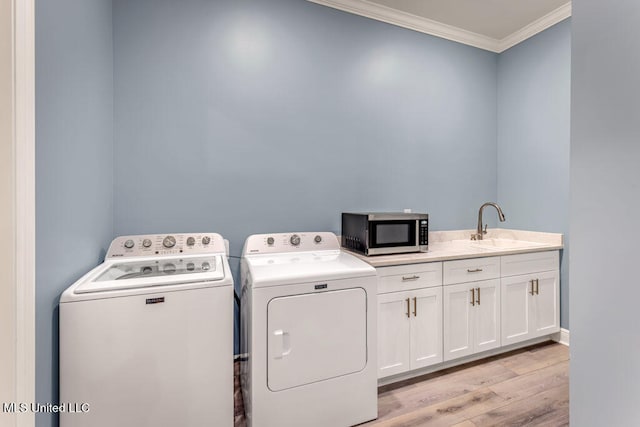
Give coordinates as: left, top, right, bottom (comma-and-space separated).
0, 0, 17, 424
571, 0, 640, 424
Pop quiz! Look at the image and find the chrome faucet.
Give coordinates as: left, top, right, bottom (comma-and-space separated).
471, 202, 506, 240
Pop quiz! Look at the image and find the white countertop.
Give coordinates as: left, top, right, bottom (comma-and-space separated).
343, 228, 563, 268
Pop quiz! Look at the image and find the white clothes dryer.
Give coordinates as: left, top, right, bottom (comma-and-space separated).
60, 233, 233, 427
240, 232, 377, 427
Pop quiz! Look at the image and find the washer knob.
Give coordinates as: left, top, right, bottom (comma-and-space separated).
186, 237, 196, 246
163, 263, 176, 273
163, 235, 176, 248
267, 237, 275, 245
142, 239, 152, 248
186, 262, 195, 271
124, 239, 135, 249
314, 235, 322, 243
202, 262, 211, 271
290, 234, 301, 246
202, 236, 211, 245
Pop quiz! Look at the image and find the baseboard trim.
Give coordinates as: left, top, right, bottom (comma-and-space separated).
552, 328, 570, 346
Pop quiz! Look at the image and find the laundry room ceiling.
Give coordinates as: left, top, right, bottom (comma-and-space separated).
308, 0, 571, 52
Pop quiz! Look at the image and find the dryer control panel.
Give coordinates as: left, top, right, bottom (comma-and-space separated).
243, 232, 340, 255
107, 233, 226, 258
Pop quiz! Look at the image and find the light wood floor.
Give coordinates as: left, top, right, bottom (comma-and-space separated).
234, 342, 569, 427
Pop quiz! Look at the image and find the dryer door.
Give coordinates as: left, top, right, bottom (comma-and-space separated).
267, 287, 367, 391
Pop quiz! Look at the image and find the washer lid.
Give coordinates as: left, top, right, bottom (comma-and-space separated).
245, 250, 376, 287
74, 255, 226, 294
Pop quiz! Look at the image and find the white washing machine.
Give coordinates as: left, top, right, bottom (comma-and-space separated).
60, 233, 233, 427
240, 232, 378, 427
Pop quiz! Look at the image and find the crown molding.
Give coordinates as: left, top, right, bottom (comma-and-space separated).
307, 0, 572, 54
498, 3, 572, 52
307, 0, 500, 52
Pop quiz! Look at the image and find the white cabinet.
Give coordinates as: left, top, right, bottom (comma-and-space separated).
375, 249, 561, 380
501, 252, 560, 346
443, 279, 500, 361
377, 264, 442, 378
443, 256, 501, 362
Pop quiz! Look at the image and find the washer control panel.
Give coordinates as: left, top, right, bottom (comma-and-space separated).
107, 233, 226, 258
244, 232, 339, 255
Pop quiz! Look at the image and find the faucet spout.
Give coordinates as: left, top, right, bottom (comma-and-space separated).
472, 202, 506, 240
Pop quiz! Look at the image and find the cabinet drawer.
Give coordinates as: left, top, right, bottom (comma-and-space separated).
377, 263, 442, 294
501, 251, 559, 277
443, 257, 500, 285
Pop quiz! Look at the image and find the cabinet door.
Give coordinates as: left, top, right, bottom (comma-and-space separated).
532, 270, 560, 337
501, 274, 535, 346
410, 287, 443, 370
474, 279, 501, 353
443, 283, 474, 362
378, 291, 412, 378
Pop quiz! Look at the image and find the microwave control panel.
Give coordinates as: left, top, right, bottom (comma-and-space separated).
419, 219, 429, 246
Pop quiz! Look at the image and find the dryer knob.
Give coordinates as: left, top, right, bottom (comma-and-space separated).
314, 235, 322, 243
124, 239, 135, 249
202, 236, 211, 245
142, 239, 152, 248
163, 235, 176, 248
186, 237, 196, 246
267, 237, 275, 245
290, 234, 301, 246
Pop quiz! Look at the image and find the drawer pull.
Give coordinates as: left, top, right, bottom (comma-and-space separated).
406, 298, 410, 318
402, 275, 420, 281
530, 280, 535, 295
476, 287, 480, 305
413, 297, 417, 317
535, 278, 539, 295
470, 288, 475, 306
467, 268, 483, 273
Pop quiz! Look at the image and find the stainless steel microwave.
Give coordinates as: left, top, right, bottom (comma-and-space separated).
341, 212, 428, 256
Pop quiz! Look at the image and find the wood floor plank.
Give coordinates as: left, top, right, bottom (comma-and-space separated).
469, 383, 569, 427
375, 361, 517, 421
451, 420, 477, 427
498, 343, 569, 376
488, 360, 569, 402
365, 388, 507, 427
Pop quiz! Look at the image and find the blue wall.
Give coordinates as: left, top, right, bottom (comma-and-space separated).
35, 0, 114, 425
570, 0, 640, 424
112, 0, 498, 248
497, 19, 571, 328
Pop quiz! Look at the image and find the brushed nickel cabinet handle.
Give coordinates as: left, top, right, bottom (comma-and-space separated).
535, 279, 540, 295
530, 280, 535, 296
413, 297, 417, 317
402, 275, 420, 281
467, 268, 483, 273
406, 298, 410, 318
470, 288, 475, 306
476, 287, 480, 305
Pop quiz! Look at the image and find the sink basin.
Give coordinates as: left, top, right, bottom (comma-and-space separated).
469, 238, 545, 250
